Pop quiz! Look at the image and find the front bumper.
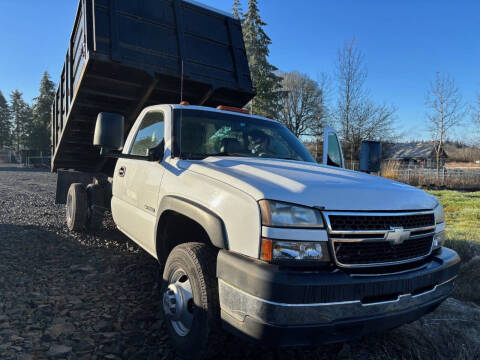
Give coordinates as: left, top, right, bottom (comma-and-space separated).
217, 247, 460, 346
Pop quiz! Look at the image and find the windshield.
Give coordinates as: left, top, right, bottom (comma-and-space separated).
173, 109, 315, 162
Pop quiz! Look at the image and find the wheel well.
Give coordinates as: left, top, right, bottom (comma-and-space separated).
156, 210, 211, 263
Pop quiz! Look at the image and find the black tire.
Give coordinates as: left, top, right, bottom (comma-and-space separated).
86, 184, 105, 231
66, 183, 88, 232
161, 243, 224, 360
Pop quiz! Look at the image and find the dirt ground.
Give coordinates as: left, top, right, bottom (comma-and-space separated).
0, 165, 479, 360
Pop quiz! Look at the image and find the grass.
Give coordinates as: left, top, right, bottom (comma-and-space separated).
427, 190, 480, 304
427, 190, 480, 262
428, 190, 480, 241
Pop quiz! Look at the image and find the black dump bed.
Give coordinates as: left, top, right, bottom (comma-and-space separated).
51, 0, 254, 172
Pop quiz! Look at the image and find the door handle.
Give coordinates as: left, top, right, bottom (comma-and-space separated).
118, 166, 126, 177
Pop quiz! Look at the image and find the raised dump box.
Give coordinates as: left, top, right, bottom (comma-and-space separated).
51, 0, 254, 172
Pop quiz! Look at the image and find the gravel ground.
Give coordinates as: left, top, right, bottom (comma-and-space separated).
0, 166, 479, 360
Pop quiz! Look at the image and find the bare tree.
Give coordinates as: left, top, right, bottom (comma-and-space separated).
425, 72, 467, 172
472, 94, 480, 146
277, 71, 328, 138
334, 39, 396, 166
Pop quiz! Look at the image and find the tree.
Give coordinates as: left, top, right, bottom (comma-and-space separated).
472, 94, 480, 146
242, 0, 281, 117
30, 71, 56, 153
425, 72, 466, 172
334, 39, 397, 165
10, 90, 33, 152
0, 90, 11, 148
232, 0, 243, 19
277, 71, 328, 138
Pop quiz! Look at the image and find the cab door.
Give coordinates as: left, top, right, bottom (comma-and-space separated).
323, 126, 344, 168
112, 110, 166, 255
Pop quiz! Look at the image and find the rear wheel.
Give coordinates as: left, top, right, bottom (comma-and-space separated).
161, 242, 224, 359
86, 184, 105, 231
66, 183, 88, 231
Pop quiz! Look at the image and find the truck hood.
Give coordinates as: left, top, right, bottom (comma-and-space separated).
178, 157, 438, 211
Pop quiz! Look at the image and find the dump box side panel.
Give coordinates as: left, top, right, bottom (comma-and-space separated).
52, 0, 92, 166
52, 0, 254, 173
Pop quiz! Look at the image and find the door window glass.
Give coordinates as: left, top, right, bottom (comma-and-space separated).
327, 133, 343, 167
130, 112, 164, 156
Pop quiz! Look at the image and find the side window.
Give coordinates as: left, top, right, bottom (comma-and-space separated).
323, 127, 344, 168
130, 112, 164, 156
327, 133, 343, 167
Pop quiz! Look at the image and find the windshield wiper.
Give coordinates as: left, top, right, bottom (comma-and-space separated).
180, 152, 248, 160
208, 152, 248, 157
277, 156, 300, 161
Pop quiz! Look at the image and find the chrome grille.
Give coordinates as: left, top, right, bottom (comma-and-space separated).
325, 211, 436, 268
334, 236, 433, 265
329, 213, 434, 231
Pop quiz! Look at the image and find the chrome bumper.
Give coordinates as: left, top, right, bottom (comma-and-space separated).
219, 276, 455, 326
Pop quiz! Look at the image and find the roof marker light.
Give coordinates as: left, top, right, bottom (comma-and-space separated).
217, 105, 250, 114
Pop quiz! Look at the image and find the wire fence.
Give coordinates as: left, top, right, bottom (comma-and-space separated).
382, 165, 480, 190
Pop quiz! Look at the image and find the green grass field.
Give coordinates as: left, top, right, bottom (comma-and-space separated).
427, 190, 480, 262
428, 190, 480, 242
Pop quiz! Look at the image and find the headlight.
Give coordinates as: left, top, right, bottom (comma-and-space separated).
260, 238, 330, 263
259, 200, 324, 228
434, 203, 445, 224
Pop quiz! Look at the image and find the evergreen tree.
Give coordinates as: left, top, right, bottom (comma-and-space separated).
10, 90, 33, 151
242, 0, 281, 117
232, 0, 243, 19
0, 90, 11, 148
30, 72, 56, 153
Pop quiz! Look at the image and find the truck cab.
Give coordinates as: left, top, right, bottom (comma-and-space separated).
63, 104, 460, 358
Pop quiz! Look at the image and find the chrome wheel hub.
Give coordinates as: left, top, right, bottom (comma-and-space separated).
163, 270, 194, 336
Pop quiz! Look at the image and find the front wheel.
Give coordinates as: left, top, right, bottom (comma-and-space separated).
161, 243, 224, 359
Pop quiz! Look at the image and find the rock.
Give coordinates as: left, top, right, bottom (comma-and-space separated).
46, 322, 76, 339
337, 343, 353, 359
10, 335, 25, 342
104, 355, 119, 359
46, 344, 72, 357
100, 332, 118, 339
94, 320, 112, 332
17, 355, 33, 360
151, 320, 163, 330
70, 265, 96, 273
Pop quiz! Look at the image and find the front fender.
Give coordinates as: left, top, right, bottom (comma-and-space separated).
156, 195, 228, 250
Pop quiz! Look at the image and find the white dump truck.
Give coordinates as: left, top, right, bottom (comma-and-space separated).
52, 1, 460, 359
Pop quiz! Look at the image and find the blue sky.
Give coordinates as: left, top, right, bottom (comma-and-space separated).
0, 0, 479, 141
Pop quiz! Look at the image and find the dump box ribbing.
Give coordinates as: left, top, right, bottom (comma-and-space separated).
51, 0, 255, 172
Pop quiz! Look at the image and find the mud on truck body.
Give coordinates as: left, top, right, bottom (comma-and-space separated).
51, 1, 460, 358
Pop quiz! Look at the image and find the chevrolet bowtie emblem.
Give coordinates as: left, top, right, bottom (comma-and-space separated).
384, 227, 411, 245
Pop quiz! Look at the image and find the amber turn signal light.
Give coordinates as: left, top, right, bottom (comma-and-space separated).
260, 237, 273, 262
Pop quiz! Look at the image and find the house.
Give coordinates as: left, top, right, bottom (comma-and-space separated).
385, 142, 448, 168
0, 150, 12, 163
